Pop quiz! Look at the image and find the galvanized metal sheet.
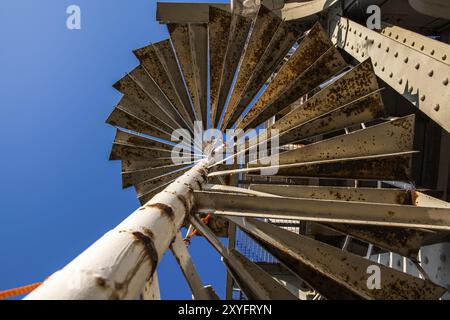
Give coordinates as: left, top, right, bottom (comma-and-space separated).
238, 23, 346, 130
196, 189, 450, 231
213, 13, 253, 127
271, 59, 380, 134
331, 17, 450, 133
153, 40, 197, 123
106, 107, 172, 141
228, 217, 446, 299
134, 42, 195, 126
167, 23, 202, 123
221, 5, 282, 130
229, 19, 309, 125
278, 91, 385, 145
122, 163, 191, 189
113, 74, 179, 131
209, 7, 232, 127
189, 215, 297, 300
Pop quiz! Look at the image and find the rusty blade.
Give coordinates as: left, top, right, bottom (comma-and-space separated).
247, 184, 438, 258
122, 163, 191, 188
213, 13, 253, 127
188, 23, 208, 127
153, 40, 197, 123
271, 152, 413, 181
134, 41, 195, 126
122, 159, 181, 172
238, 22, 345, 130
209, 7, 232, 127
106, 107, 172, 141
221, 5, 282, 130
262, 115, 415, 166
128, 65, 191, 131
227, 217, 446, 299
113, 130, 173, 151
272, 59, 380, 134
279, 91, 386, 145
113, 74, 179, 131
199, 185, 450, 231
135, 168, 191, 198
228, 20, 310, 127
168, 23, 202, 123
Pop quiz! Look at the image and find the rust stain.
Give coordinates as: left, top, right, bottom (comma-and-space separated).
146, 203, 175, 220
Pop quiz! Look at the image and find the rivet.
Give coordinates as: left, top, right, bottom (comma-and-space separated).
395, 35, 399, 40
374, 61, 378, 67
386, 47, 390, 52
420, 95, 426, 101
411, 41, 415, 46
443, 78, 449, 86
428, 70, 434, 77
398, 78, 403, 84
388, 32, 392, 36
431, 49, 435, 55
381, 66, 385, 72
394, 52, 398, 57
403, 38, 406, 43
415, 63, 420, 70
443, 54, 447, 61
434, 104, 440, 111
378, 43, 381, 48
389, 72, 393, 78
404, 57, 408, 63
420, 45, 424, 51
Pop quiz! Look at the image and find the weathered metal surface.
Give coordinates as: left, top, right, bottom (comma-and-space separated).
238, 24, 346, 129
135, 168, 191, 199
129, 64, 190, 131
113, 74, 179, 131
209, 7, 232, 127
228, 19, 309, 125
237, 23, 345, 130
122, 163, 192, 189
380, 23, 450, 66
227, 217, 446, 299
278, 91, 385, 145
170, 231, 219, 300
196, 188, 450, 231
248, 184, 413, 204
189, 214, 298, 300
213, 13, 253, 127
260, 115, 415, 166
188, 23, 208, 127
271, 59, 380, 134
221, 5, 282, 130
222, 184, 437, 258
280, 0, 339, 21
106, 107, 172, 142
167, 23, 202, 123
331, 17, 450, 133
113, 130, 173, 151
152, 40, 197, 123
26, 160, 210, 300
271, 152, 413, 181
156, 2, 230, 23
134, 42, 194, 126
122, 159, 185, 172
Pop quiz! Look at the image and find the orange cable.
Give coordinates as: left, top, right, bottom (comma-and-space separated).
0, 282, 42, 300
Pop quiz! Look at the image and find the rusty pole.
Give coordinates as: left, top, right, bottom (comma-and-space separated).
25, 158, 211, 300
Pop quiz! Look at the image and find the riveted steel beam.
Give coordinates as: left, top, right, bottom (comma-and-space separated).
330, 17, 450, 133
227, 216, 446, 299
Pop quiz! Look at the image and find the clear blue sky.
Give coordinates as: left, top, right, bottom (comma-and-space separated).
0, 0, 227, 299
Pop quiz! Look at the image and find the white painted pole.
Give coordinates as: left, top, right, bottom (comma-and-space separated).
25, 158, 211, 300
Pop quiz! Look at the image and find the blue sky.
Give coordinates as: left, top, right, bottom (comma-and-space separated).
0, 0, 227, 299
